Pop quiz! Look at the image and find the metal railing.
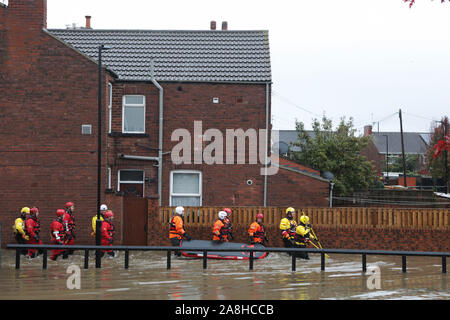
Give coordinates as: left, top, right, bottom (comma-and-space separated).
6, 244, 448, 274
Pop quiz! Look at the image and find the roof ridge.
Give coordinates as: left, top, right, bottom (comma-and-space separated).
48, 28, 269, 33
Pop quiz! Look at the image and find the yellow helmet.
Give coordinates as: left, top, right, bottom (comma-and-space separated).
299, 215, 310, 225
21, 207, 30, 214
286, 207, 295, 215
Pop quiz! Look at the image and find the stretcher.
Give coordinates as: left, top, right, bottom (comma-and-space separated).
179, 240, 268, 260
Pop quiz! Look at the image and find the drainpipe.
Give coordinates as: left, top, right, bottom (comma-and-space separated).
264, 83, 270, 207
150, 60, 163, 206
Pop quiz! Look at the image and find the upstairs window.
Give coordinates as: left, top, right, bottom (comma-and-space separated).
122, 95, 145, 133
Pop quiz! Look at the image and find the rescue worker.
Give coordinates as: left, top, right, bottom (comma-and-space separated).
212, 211, 228, 243
222, 208, 233, 240
248, 213, 268, 245
25, 207, 43, 258
280, 207, 298, 250
100, 210, 115, 258
63, 202, 76, 255
293, 215, 317, 260
50, 209, 68, 261
169, 206, 191, 256
13, 207, 30, 255
91, 204, 107, 237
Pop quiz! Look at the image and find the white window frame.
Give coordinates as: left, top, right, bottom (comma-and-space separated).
122, 95, 146, 134
108, 83, 113, 134
169, 170, 202, 206
118, 169, 145, 196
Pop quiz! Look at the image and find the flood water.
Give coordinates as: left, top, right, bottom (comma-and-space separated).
0, 250, 448, 300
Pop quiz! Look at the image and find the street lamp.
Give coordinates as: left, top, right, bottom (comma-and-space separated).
96, 44, 110, 268
329, 182, 335, 208
382, 135, 389, 183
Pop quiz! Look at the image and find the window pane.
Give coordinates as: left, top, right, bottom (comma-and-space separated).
171, 196, 200, 207
124, 106, 145, 132
173, 173, 200, 194
125, 95, 144, 105
120, 170, 143, 182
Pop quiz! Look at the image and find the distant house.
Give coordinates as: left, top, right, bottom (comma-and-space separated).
361, 125, 431, 178
273, 127, 431, 183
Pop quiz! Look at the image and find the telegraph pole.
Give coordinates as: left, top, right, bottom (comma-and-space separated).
399, 109, 407, 187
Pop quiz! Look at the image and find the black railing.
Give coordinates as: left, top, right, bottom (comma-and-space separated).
5, 244, 449, 274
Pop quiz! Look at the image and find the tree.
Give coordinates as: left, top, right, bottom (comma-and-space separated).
381, 154, 420, 175
404, 0, 449, 8
289, 116, 377, 196
426, 116, 449, 188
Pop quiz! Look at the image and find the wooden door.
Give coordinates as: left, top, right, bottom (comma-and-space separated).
122, 195, 148, 245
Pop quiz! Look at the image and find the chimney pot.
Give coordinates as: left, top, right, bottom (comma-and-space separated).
222, 21, 228, 30
85, 15, 92, 29
210, 20, 216, 30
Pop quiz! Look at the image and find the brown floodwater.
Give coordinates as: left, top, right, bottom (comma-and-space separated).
0, 250, 448, 300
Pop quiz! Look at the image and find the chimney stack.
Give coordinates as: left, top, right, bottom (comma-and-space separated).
85, 15, 91, 29
364, 125, 373, 137
222, 21, 228, 30
210, 20, 216, 30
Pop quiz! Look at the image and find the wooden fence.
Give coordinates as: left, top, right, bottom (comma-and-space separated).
159, 207, 450, 230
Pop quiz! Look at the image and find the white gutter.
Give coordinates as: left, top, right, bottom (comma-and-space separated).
264, 83, 269, 207
150, 60, 164, 206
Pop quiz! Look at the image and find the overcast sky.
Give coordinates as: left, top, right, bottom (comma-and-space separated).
47, 0, 450, 134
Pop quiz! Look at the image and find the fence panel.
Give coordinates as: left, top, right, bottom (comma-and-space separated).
158, 206, 449, 230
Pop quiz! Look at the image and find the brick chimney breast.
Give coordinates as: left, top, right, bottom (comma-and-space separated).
8, 0, 47, 30
85, 15, 91, 29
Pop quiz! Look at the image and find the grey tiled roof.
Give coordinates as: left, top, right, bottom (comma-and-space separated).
273, 130, 430, 155
47, 29, 272, 83
272, 130, 315, 153
372, 132, 430, 155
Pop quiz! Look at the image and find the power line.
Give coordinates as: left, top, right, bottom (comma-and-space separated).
272, 90, 322, 118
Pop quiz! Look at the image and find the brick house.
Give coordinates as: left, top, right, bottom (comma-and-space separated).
0, 0, 329, 246
360, 125, 431, 180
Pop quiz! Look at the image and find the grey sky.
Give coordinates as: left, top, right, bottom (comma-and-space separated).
47, 0, 450, 134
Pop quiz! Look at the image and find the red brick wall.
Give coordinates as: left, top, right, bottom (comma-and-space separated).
266, 167, 330, 207
0, 0, 114, 246
108, 82, 270, 207
314, 226, 449, 252
361, 139, 384, 176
